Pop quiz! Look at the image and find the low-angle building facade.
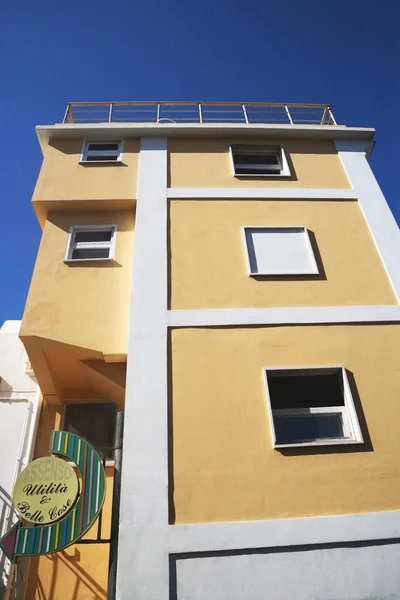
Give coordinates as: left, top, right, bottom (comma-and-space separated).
7, 101, 400, 599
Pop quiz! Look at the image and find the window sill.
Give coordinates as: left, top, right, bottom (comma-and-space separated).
234, 173, 291, 178
249, 270, 319, 276
79, 160, 123, 165
64, 258, 114, 264
274, 438, 363, 449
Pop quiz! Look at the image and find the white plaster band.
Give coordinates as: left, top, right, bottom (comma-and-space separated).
168, 509, 400, 554
167, 305, 400, 328
167, 188, 358, 200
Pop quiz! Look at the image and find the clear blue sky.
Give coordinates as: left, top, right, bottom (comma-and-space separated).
0, 0, 398, 322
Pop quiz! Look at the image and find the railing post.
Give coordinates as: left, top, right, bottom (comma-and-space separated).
328, 106, 337, 125
107, 412, 124, 600
285, 105, 294, 124
62, 103, 70, 124
242, 104, 249, 123
198, 103, 203, 123
156, 103, 161, 123
108, 103, 114, 123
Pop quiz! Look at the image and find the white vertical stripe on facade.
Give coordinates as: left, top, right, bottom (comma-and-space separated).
116, 138, 169, 600
335, 140, 400, 302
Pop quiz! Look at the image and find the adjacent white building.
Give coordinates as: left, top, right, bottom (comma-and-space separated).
0, 321, 41, 598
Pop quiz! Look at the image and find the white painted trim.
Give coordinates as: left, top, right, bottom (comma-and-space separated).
263, 366, 363, 448
116, 138, 169, 600
168, 509, 400, 554
167, 187, 358, 199
36, 123, 375, 153
64, 224, 117, 261
80, 139, 123, 162
242, 226, 319, 276
167, 305, 400, 327
335, 140, 400, 302
230, 144, 291, 177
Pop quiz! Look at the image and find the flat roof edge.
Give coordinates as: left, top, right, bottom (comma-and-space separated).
35, 123, 376, 154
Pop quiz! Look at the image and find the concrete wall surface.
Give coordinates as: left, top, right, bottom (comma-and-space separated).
173, 541, 400, 600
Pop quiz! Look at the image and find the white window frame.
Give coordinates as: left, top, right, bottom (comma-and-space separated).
243, 226, 319, 276
230, 144, 291, 177
64, 225, 117, 262
264, 366, 364, 448
80, 140, 123, 163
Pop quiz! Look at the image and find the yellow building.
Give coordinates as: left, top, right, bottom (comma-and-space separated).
18, 102, 400, 599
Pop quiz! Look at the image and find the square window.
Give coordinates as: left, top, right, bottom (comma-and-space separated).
264, 367, 363, 448
80, 141, 123, 162
243, 226, 319, 275
65, 225, 117, 262
63, 403, 116, 460
230, 145, 290, 176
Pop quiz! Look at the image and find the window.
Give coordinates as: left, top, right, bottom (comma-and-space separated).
264, 367, 363, 448
65, 225, 117, 261
230, 145, 290, 176
80, 141, 123, 162
243, 226, 318, 275
63, 403, 116, 460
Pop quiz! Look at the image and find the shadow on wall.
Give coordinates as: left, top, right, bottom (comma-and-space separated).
26, 548, 107, 600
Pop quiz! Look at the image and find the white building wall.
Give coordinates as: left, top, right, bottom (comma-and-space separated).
0, 321, 41, 597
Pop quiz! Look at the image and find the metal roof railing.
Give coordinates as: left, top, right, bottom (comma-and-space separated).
62, 101, 337, 126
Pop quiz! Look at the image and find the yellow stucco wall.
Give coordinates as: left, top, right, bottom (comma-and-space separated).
20, 210, 134, 357
25, 403, 113, 599
171, 325, 400, 524
169, 200, 397, 309
168, 138, 351, 188
33, 138, 139, 202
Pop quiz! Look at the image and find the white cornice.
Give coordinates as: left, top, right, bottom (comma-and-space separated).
35, 123, 376, 154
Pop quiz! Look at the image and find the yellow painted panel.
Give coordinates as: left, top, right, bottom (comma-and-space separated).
171, 325, 400, 523
169, 200, 397, 308
168, 138, 351, 188
20, 210, 134, 356
33, 138, 140, 202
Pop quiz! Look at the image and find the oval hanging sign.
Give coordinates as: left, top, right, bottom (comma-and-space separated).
12, 456, 79, 525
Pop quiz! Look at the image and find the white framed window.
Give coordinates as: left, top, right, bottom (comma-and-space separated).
243, 226, 319, 276
80, 140, 123, 163
264, 367, 364, 448
65, 225, 117, 262
63, 402, 116, 460
230, 144, 290, 177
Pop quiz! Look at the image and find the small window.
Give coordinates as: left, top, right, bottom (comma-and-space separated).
63, 403, 116, 460
264, 367, 363, 448
231, 145, 290, 176
65, 225, 117, 261
244, 226, 318, 276
80, 141, 123, 162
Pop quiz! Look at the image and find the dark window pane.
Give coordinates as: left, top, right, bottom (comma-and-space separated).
268, 370, 344, 409
235, 166, 281, 175
274, 414, 344, 444
234, 153, 279, 166
74, 230, 112, 243
86, 154, 119, 161
87, 143, 119, 152
71, 248, 110, 259
63, 403, 116, 460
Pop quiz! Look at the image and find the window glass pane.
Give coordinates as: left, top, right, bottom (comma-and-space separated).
234, 154, 279, 166
74, 230, 112, 243
87, 143, 119, 152
274, 414, 344, 444
85, 155, 119, 161
268, 370, 344, 409
71, 248, 110, 260
63, 403, 116, 460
